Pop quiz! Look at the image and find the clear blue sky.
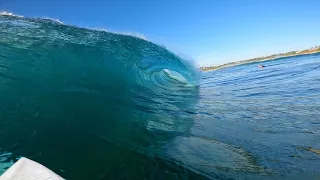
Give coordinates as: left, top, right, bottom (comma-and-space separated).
1, 0, 320, 66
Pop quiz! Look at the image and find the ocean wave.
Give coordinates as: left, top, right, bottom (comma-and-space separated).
0, 13, 200, 150
0, 13, 202, 179
0, 14, 199, 88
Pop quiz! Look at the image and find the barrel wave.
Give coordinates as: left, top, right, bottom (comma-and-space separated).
0, 14, 206, 179
0, 14, 199, 88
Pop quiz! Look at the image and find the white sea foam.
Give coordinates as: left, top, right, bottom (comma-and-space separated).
0, 11, 23, 17
0, 11, 64, 25
121, 32, 148, 40
41, 17, 64, 24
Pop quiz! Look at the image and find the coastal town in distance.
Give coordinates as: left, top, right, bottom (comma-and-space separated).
201, 45, 320, 71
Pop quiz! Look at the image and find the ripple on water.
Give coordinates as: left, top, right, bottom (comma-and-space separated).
0, 152, 15, 174
164, 136, 269, 178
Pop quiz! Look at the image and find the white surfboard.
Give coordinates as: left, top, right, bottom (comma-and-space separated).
0, 157, 64, 180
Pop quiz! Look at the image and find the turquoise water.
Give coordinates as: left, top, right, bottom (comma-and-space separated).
0, 14, 320, 179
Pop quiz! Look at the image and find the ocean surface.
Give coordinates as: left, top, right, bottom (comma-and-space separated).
0, 14, 320, 180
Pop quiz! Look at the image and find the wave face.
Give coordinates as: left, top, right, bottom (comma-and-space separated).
0, 14, 205, 179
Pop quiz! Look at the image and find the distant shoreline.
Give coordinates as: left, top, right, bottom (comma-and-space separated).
201, 46, 320, 72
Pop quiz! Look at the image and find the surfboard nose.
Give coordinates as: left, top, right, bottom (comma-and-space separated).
0, 157, 64, 180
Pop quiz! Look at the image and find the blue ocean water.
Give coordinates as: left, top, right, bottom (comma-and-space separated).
0, 14, 320, 179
